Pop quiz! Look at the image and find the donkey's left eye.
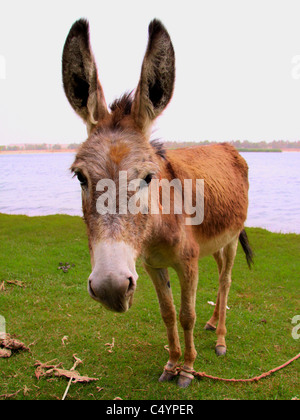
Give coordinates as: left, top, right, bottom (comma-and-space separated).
144, 174, 153, 185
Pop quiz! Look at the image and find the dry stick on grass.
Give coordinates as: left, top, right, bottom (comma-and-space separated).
35, 355, 98, 400
34, 357, 98, 383
62, 355, 83, 401
61, 336, 69, 347
0, 389, 21, 399
34, 359, 63, 380
0, 280, 25, 293
105, 338, 115, 353
6, 280, 25, 288
0, 348, 12, 358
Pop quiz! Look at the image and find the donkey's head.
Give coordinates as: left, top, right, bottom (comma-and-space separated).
62, 19, 175, 312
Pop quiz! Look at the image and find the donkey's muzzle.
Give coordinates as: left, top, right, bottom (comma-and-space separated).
88, 241, 138, 313
88, 273, 136, 313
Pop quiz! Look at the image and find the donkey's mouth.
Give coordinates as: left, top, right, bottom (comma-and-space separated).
88, 281, 134, 313
104, 298, 132, 313
128, 293, 134, 309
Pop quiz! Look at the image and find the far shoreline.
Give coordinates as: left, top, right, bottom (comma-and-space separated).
0, 148, 299, 156
0, 149, 77, 155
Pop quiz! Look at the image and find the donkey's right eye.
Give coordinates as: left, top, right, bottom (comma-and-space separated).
76, 172, 88, 187
144, 174, 153, 185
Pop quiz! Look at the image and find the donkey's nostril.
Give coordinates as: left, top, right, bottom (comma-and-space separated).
126, 277, 135, 296
89, 279, 97, 298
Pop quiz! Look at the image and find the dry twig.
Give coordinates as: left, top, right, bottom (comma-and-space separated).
105, 338, 115, 353
34, 355, 99, 400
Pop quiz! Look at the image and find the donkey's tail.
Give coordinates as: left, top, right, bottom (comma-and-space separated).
239, 229, 254, 269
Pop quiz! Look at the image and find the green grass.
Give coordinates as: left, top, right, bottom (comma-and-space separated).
0, 214, 299, 400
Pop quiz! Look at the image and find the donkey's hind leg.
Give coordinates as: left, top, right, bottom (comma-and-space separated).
205, 250, 224, 331
215, 236, 239, 356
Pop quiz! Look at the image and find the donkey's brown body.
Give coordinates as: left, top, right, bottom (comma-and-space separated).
141, 142, 248, 272
62, 19, 252, 388
140, 143, 249, 385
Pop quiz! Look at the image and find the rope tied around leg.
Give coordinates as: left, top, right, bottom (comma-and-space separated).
179, 366, 195, 380
163, 362, 181, 376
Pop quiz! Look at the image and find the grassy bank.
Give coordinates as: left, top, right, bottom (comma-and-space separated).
0, 214, 299, 400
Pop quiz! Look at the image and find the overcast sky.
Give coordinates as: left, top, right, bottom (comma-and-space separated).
1, 0, 300, 145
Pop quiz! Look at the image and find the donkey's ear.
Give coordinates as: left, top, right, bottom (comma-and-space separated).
132, 19, 175, 136
62, 19, 108, 134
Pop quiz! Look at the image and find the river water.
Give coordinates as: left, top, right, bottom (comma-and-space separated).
0, 151, 299, 234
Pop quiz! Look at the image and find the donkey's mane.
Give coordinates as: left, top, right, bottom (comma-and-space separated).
109, 92, 167, 161
110, 91, 133, 115
109, 92, 133, 126
150, 139, 167, 160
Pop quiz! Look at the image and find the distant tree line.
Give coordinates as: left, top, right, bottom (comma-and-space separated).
0, 143, 80, 151
164, 140, 300, 150
231, 140, 300, 150
1, 140, 300, 152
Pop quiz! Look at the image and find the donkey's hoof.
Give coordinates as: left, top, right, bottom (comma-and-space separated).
177, 368, 194, 389
159, 370, 177, 383
204, 322, 216, 331
177, 375, 193, 389
215, 345, 227, 356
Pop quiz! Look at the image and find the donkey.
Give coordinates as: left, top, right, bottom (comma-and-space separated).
62, 19, 253, 388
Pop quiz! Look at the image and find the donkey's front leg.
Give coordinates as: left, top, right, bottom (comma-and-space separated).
175, 260, 199, 388
144, 265, 182, 382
